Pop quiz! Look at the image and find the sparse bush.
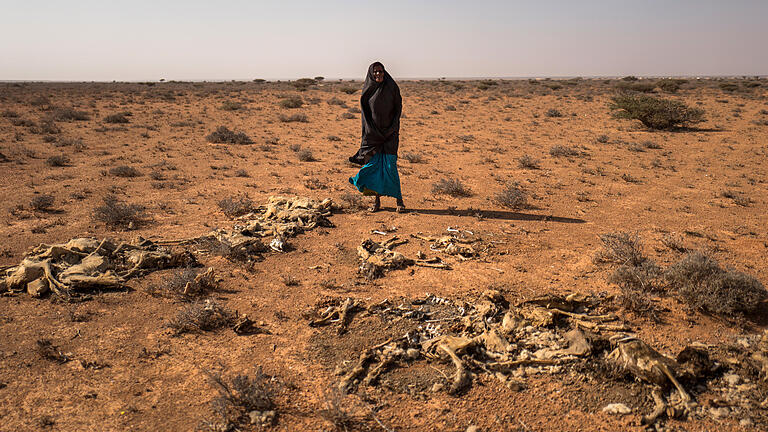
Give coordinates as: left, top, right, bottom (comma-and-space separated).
204, 366, 276, 431
609, 94, 705, 130
656, 79, 686, 93
30, 96, 51, 107
339, 87, 357, 95
616, 81, 656, 93
46, 155, 70, 167
30, 194, 55, 212
549, 145, 581, 157
297, 148, 316, 162
660, 233, 686, 252
35, 119, 60, 135
217, 195, 254, 217
148, 267, 217, 301
494, 182, 528, 209
220, 100, 243, 111
319, 387, 358, 432
167, 300, 234, 335
1, 110, 20, 118
109, 165, 142, 177
445, 105, 456, 111
279, 96, 303, 109
326, 135, 341, 142
234, 169, 249, 177
432, 178, 472, 197
665, 252, 767, 316
50, 107, 90, 121
340, 192, 365, 211
327, 97, 346, 106
596, 134, 609, 143
402, 152, 423, 163
103, 113, 129, 124
517, 155, 540, 169
594, 232, 646, 267
206, 126, 253, 144
545, 108, 563, 118
292, 78, 316, 90
278, 113, 309, 123
92, 194, 146, 229
718, 82, 739, 92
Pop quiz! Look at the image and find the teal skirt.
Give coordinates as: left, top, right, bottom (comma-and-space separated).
349, 153, 402, 200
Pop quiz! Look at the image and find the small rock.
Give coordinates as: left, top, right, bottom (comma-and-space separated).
466, 426, 479, 432
248, 410, 276, 426
739, 418, 753, 427
431, 383, 444, 392
709, 407, 730, 419
602, 403, 631, 416
723, 373, 740, 386
405, 348, 420, 360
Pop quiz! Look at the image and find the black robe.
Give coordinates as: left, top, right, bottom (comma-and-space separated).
349, 62, 402, 165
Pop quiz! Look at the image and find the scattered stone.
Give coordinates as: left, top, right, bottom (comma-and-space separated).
723, 373, 740, 386
248, 410, 276, 426
602, 403, 632, 415
466, 426, 479, 432
739, 418, 753, 427
709, 407, 730, 419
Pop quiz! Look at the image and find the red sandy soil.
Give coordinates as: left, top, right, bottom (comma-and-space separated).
0, 78, 767, 431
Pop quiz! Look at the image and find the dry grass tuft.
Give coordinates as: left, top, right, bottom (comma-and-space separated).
206, 126, 253, 144
217, 195, 254, 217
203, 366, 276, 431
432, 178, 472, 197
92, 194, 147, 230
167, 301, 234, 335
494, 182, 528, 209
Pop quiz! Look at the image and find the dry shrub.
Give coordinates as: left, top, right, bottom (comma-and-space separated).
34, 119, 60, 135
30, 194, 55, 212
278, 113, 309, 123
206, 126, 253, 144
494, 182, 528, 209
167, 301, 234, 335
339, 87, 357, 95
217, 195, 254, 217
103, 113, 129, 124
665, 252, 767, 317
46, 155, 70, 167
594, 232, 646, 267
517, 154, 540, 169
432, 178, 472, 197
661, 233, 686, 252
549, 145, 582, 157
319, 387, 359, 432
297, 148, 316, 162
340, 112, 355, 119
545, 108, 563, 117
281, 274, 300, 286
92, 194, 147, 229
1, 109, 19, 118
50, 107, 90, 121
109, 165, 142, 177
327, 97, 346, 106
203, 367, 276, 431
147, 267, 217, 301
402, 152, 423, 163
219, 100, 243, 111
55, 137, 85, 150
279, 96, 303, 109
609, 94, 704, 130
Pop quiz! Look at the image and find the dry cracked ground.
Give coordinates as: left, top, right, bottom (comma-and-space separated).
1, 77, 768, 431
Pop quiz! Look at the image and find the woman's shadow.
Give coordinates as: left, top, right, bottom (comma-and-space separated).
403, 207, 586, 223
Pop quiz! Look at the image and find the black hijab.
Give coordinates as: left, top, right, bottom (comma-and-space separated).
349, 62, 402, 165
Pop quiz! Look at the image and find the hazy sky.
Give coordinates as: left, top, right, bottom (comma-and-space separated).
1, 0, 766, 81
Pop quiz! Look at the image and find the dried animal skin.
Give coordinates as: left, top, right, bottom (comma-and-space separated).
357, 239, 414, 279
608, 336, 696, 424
1, 237, 193, 298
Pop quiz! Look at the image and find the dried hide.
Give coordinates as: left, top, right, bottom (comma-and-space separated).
173, 196, 336, 257
357, 238, 414, 279
1, 237, 195, 298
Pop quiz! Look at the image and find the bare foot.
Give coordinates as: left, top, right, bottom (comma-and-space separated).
369, 196, 381, 213
395, 199, 406, 213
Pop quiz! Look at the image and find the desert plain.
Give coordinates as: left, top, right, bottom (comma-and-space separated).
0, 77, 767, 431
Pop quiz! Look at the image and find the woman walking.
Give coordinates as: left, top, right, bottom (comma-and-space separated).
348, 62, 405, 213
